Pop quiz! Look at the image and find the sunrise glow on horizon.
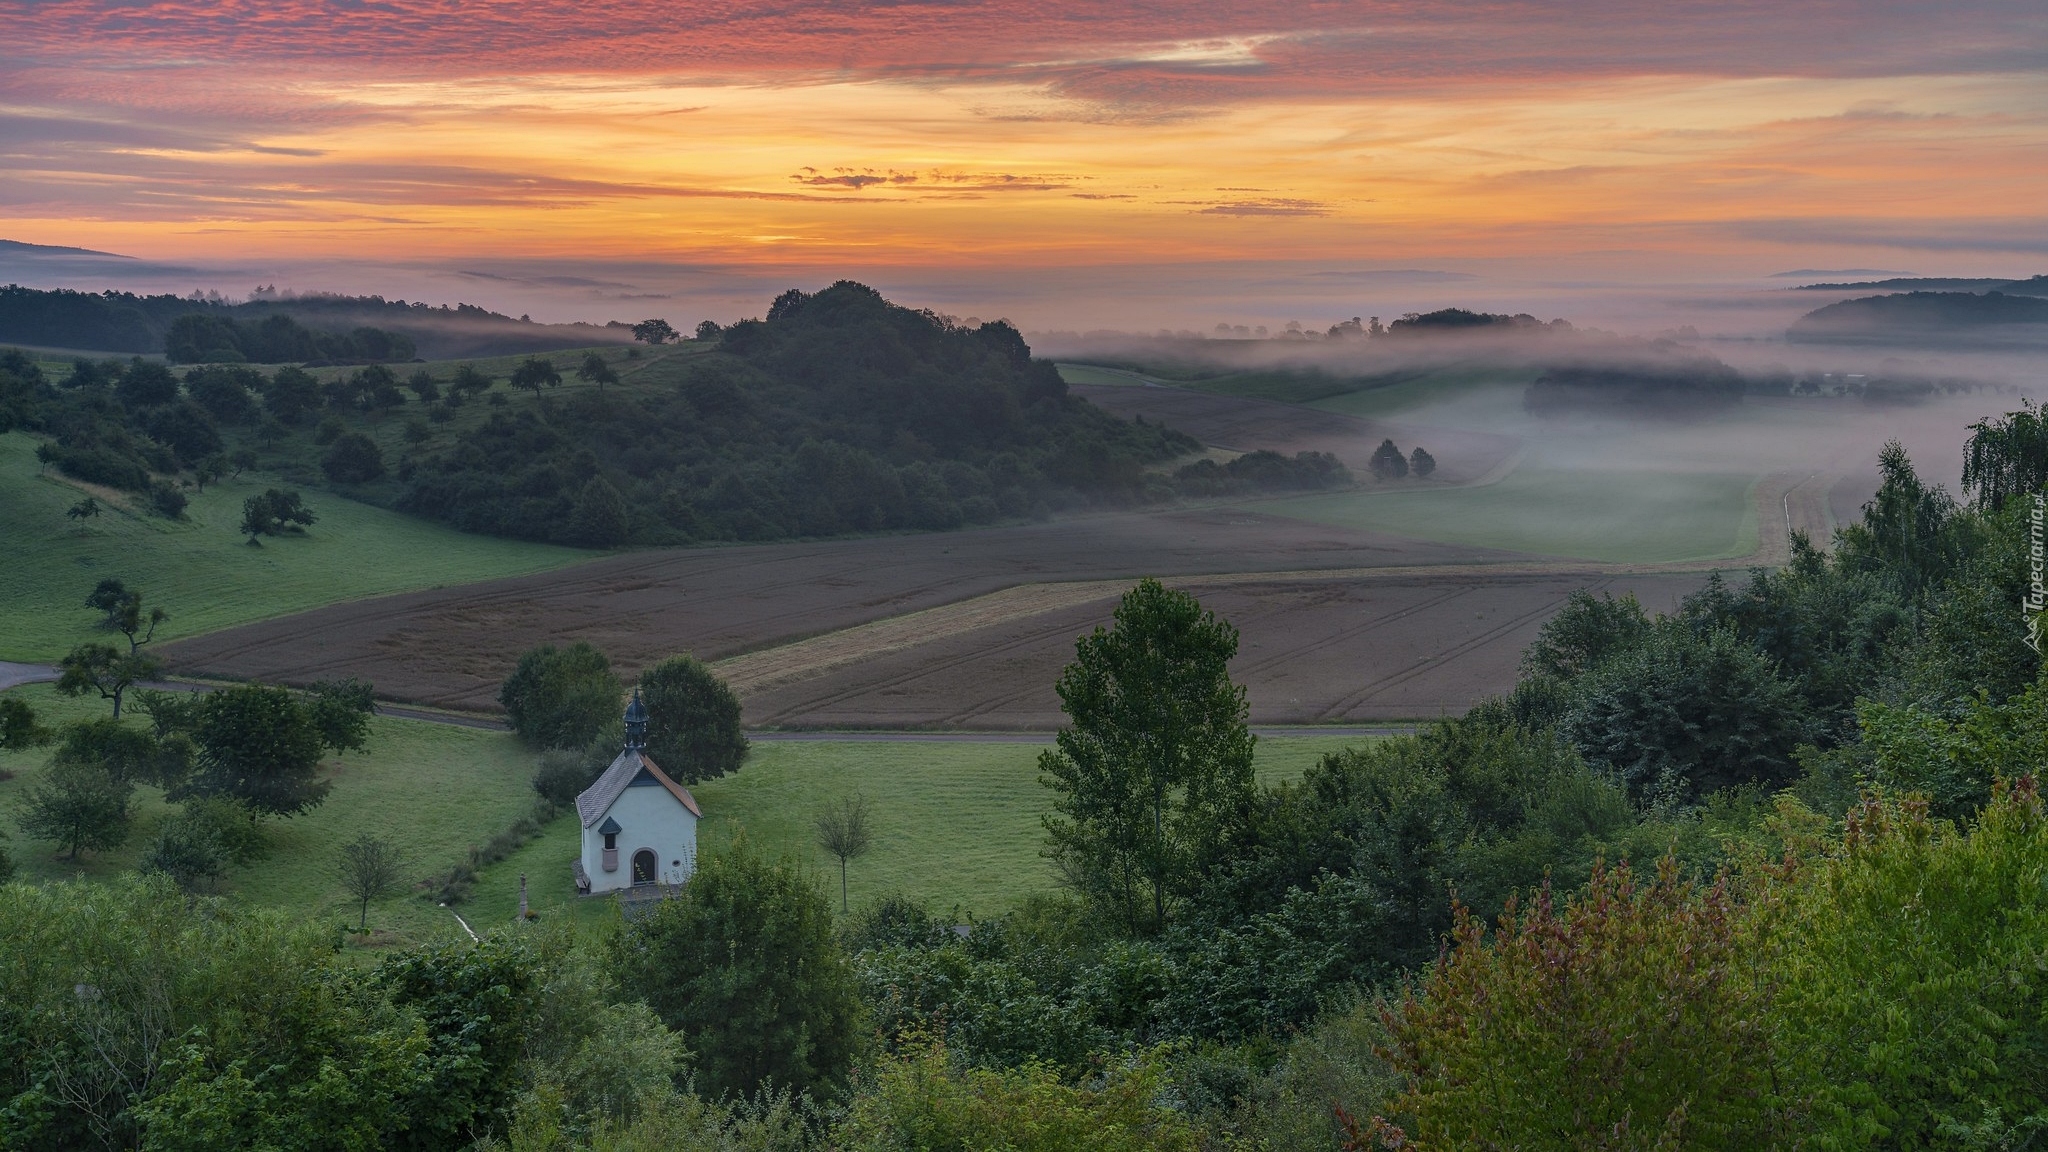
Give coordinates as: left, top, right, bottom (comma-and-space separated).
2, 1, 2044, 288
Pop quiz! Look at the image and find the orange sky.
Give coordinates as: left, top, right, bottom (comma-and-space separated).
1, 0, 2044, 320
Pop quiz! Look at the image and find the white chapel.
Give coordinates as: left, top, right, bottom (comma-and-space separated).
573, 691, 702, 895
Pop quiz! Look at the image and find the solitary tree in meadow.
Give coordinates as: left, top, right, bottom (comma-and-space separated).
337, 834, 410, 930
815, 794, 874, 913
66, 496, 99, 521
510, 358, 561, 402
632, 319, 677, 345
1410, 446, 1436, 478
576, 351, 619, 392
56, 643, 162, 718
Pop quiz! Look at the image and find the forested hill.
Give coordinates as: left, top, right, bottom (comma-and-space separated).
0, 284, 629, 360
400, 282, 1205, 544
1789, 290, 2048, 344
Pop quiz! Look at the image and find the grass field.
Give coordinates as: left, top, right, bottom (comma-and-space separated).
0, 683, 1369, 943
0, 431, 594, 662
1250, 468, 1761, 563
469, 733, 1364, 930
0, 684, 540, 942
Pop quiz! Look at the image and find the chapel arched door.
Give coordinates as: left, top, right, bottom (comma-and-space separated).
631, 849, 657, 885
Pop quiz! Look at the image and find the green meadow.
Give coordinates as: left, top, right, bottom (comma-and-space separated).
1249, 467, 1760, 563
0, 431, 593, 662
0, 683, 1366, 944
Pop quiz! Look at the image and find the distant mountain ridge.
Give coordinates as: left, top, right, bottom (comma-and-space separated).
0, 283, 632, 360
1789, 290, 2048, 346
1794, 274, 2048, 294
0, 239, 135, 260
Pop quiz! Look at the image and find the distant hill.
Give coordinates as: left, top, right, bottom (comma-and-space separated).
1794, 274, 2048, 295
0, 284, 632, 361
1789, 291, 2048, 345
0, 239, 135, 260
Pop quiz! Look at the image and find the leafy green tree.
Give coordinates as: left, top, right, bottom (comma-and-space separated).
1408, 445, 1435, 477
0, 696, 52, 751
229, 447, 258, 476
1567, 625, 1810, 805
1522, 589, 1651, 681
450, 363, 494, 399
320, 432, 385, 483
499, 642, 622, 749
1768, 780, 2048, 1147
1380, 859, 1785, 1150
569, 475, 631, 547
336, 834, 409, 930
110, 588, 169, 654
191, 453, 226, 493
1039, 579, 1257, 936
240, 487, 316, 540
51, 716, 190, 788
86, 576, 132, 627
1963, 398, 2048, 511
373, 938, 546, 1150
18, 759, 134, 860
56, 641, 163, 718
612, 837, 860, 1100
405, 369, 441, 403
0, 877, 430, 1150
815, 794, 873, 912
576, 351, 619, 391
66, 495, 100, 520
306, 677, 376, 753
632, 318, 677, 345
1835, 440, 1965, 598
639, 653, 749, 782
139, 814, 227, 893
510, 357, 562, 399
1369, 438, 1408, 480
170, 683, 336, 820
260, 365, 322, 425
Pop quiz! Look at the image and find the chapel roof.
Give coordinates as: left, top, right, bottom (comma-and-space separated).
575, 747, 703, 827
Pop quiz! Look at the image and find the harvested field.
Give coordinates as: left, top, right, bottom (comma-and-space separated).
160, 507, 1536, 710
1068, 382, 1517, 484
740, 571, 1711, 728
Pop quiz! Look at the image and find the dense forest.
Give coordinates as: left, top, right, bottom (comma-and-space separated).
399, 282, 1212, 543
0, 282, 1353, 545
0, 284, 630, 360
4, 408, 2047, 1149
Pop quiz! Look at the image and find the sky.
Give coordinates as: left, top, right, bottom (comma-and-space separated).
2, 1, 2045, 330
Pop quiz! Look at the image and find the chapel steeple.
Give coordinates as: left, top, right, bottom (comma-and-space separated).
623, 689, 648, 751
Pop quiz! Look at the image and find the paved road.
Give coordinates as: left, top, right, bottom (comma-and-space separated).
2, 662, 1406, 741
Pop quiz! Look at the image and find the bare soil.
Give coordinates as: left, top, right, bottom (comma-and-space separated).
739, 571, 1709, 728
159, 507, 1536, 712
